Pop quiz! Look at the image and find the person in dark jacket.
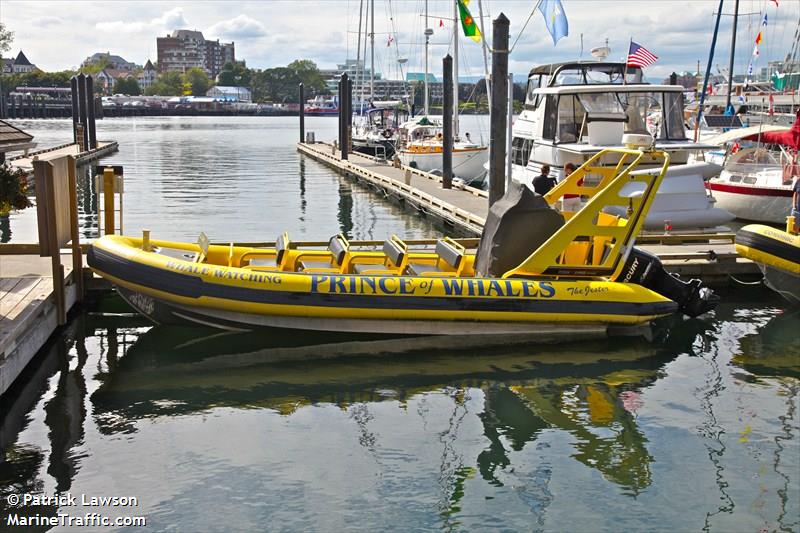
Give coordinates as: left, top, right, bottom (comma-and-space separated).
532, 165, 557, 195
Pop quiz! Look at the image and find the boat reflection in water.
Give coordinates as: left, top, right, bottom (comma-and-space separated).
2, 301, 797, 531
88, 320, 690, 494
733, 308, 800, 379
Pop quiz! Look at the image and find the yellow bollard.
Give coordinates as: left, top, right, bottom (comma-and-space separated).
787, 215, 796, 235
103, 167, 115, 235
142, 229, 151, 252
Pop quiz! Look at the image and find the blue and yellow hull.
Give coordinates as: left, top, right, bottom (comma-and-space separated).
88, 235, 677, 337
736, 224, 800, 305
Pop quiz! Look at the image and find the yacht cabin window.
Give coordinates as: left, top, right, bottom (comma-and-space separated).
549, 91, 687, 144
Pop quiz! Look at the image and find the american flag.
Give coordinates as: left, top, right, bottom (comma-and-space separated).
627, 41, 658, 68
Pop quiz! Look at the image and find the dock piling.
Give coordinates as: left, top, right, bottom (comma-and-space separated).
299, 83, 305, 143
86, 76, 97, 149
442, 54, 453, 189
489, 13, 510, 206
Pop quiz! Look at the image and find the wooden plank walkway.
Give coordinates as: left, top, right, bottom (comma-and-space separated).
298, 142, 759, 281
9, 141, 119, 171
0, 255, 78, 396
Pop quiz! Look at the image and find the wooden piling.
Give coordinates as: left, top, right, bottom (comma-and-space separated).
442, 54, 453, 189
489, 13, 510, 207
86, 76, 97, 149
299, 83, 305, 143
77, 73, 89, 150
70, 76, 79, 142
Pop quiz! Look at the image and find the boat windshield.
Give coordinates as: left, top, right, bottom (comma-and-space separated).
528, 64, 643, 94
547, 91, 687, 143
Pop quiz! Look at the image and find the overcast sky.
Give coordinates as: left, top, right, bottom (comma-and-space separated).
3, 0, 798, 81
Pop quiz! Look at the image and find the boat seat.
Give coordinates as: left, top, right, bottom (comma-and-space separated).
352, 235, 408, 275
242, 232, 291, 270
407, 238, 466, 276
298, 234, 351, 273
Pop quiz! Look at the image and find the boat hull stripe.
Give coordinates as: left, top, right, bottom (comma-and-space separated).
706, 182, 793, 198
736, 229, 800, 265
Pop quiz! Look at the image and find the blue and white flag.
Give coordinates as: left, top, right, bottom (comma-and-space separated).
538, 0, 569, 46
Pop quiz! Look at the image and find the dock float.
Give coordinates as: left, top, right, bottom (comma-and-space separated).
9, 141, 120, 172
297, 141, 759, 282
0, 254, 79, 396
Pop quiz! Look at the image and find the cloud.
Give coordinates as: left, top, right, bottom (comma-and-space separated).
34, 16, 62, 27
95, 7, 187, 35
206, 15, 267, 40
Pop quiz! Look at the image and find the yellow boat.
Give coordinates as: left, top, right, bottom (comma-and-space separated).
88, 148, 718, 339
735, 222, 800, 305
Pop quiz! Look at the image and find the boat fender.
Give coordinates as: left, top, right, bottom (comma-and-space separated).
621, 247, 719, 317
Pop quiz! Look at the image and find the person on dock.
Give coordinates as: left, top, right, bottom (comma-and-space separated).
561, 163, 582, 213
533, 164, 557, 196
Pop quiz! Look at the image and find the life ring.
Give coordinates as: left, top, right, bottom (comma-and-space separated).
382, 129, 393, 139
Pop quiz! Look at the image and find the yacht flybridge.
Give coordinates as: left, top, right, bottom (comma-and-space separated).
512, 61, 734, 230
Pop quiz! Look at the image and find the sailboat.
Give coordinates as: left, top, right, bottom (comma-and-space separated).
351, 0, 410, 158
396, 0, 489, 181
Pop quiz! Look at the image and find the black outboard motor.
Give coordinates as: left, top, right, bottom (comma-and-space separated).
621, 247, 719, 317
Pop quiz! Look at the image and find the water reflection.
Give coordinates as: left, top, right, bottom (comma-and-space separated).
1, 297, 797, 530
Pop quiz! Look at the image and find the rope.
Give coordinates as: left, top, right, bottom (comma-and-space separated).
509, 0, 542, 54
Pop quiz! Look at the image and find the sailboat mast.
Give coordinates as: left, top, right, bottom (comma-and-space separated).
453, 0, 459, 137
424, 0, 431, 115
725, 0, 739, 111
356, 0, 364, 107
370, 0, 375, 100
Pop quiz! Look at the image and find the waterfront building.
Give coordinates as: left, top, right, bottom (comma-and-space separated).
157, 30, 235, 78
138, 60, 157, 91
320, 60, 381, 97
1, 51, 38, 74
206, 86, 251, 103
95, 69, 136, 95
82, 52, 139, 71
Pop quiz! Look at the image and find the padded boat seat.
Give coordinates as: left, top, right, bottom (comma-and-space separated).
298, 234, 350, 273
243, 232, 290, 270
351, 235, 407, 275
407, 238, 465, 276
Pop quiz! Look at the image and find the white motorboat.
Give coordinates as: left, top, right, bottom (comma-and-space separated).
511, 61, 734, 230
396, 116, 488, 180
705, 112, 799, 223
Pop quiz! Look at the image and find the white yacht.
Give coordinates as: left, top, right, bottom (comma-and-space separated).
512, 61, 734, 230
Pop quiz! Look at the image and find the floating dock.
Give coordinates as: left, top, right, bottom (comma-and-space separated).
0, 254, 79, 396
9, 141, 119, 172
297, 141, 759, 282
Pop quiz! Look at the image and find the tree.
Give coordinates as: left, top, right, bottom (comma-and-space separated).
253, 67, 302, 103
113, 77, 141, 96
145, 71, 183, 96
287, 59, 326, 94
0, 22, 13, 55
183, 67, 211, 96
217, 61, 250, 87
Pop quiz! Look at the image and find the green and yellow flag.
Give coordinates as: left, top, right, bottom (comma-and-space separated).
457, 0, 481, 43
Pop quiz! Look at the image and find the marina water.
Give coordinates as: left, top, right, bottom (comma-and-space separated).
1, 117, 798, 532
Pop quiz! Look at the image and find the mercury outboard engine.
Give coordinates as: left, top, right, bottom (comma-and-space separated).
621, 247, 719, 317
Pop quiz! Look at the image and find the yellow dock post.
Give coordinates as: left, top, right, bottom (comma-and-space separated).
103, 167, 115, 235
